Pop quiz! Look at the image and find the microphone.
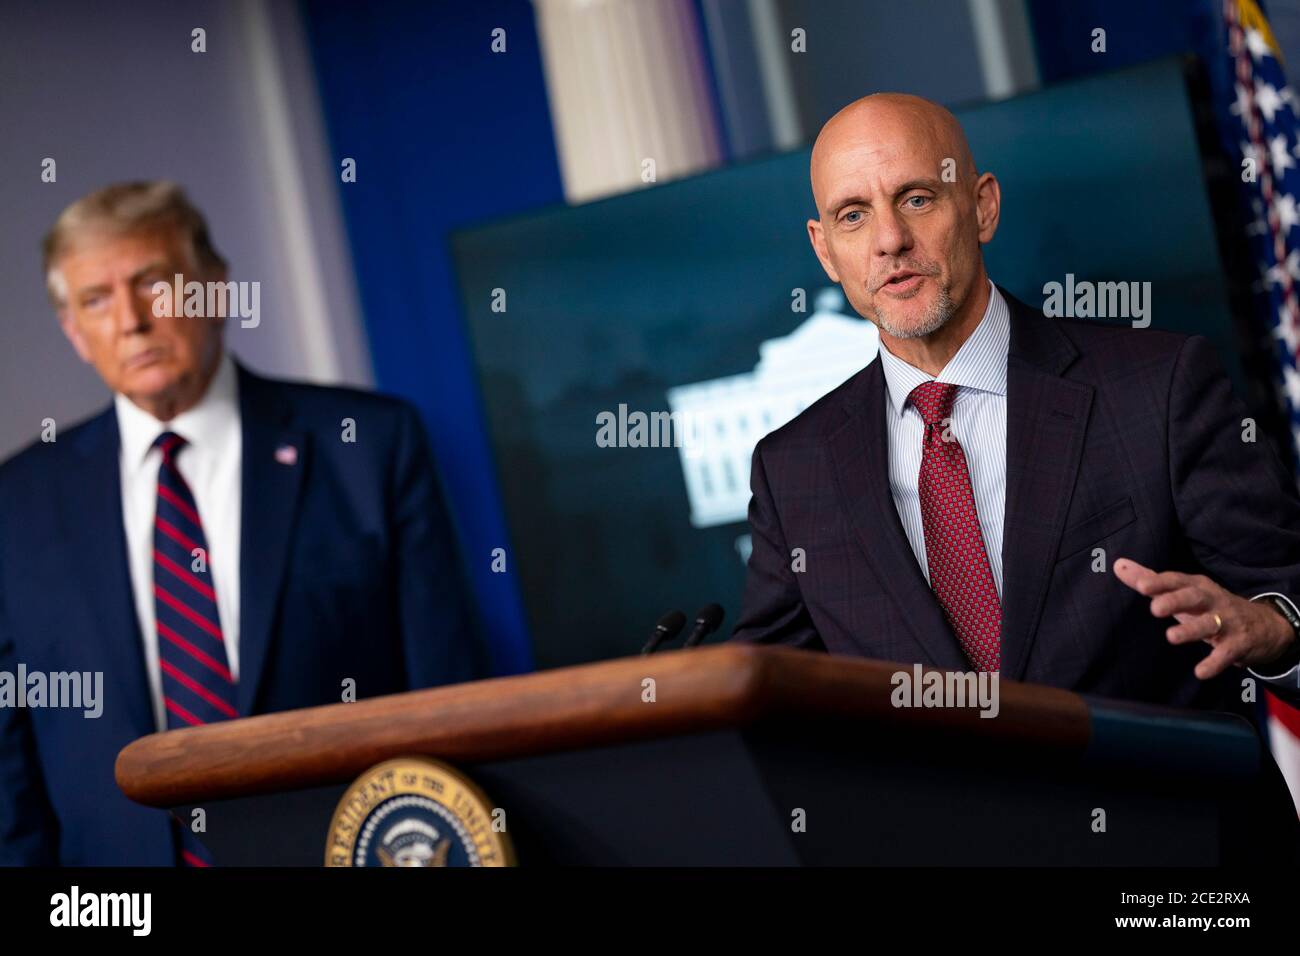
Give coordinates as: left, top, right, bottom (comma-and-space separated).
681, 604, 725, 648
642, 609, 686, 655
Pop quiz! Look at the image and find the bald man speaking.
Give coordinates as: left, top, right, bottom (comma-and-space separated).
732, 94, 1300, 714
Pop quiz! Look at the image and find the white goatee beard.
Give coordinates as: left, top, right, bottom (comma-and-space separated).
873, 284, 954, 339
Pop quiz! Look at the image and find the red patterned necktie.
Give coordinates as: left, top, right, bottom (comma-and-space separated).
153, 431, 237, 865
907, 381, 1002, 672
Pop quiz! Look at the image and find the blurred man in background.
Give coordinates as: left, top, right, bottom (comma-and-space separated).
0, 181, 480, 865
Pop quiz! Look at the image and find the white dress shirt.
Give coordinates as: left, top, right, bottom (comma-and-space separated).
879, 280, 1009, 600
115, 353, 242, 732
876, 281, 1300, 685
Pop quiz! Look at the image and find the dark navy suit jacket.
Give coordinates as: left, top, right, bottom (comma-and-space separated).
0, 363, 480, 864
734, 290, 1300, 714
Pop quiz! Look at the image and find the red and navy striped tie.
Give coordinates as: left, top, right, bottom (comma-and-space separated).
152, 431, 237, 866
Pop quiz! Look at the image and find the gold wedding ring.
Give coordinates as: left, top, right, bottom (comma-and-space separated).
1211, 612, 1223, 635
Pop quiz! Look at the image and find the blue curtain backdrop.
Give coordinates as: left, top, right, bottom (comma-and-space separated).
1027, 0, 1205, 82
300, 0, 567, 675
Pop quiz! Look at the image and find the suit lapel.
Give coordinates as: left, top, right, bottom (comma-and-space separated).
997, 293, 1094, 680
65, 409, 155, 736
827, 360, 970, 669
236, 365, 306, 715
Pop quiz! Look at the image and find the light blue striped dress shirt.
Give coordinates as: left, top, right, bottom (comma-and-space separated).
878, 281, 1009, 601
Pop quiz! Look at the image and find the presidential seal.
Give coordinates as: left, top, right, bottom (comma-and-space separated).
325, 757, 514, 867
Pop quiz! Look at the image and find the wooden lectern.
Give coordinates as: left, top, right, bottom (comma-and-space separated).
116, 645, 1295, 865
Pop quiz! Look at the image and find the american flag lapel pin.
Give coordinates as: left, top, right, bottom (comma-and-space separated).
274, 444, 298, 466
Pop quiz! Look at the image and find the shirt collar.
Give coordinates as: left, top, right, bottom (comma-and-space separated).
115, 352, 240, 474
878, 280, 1009, 417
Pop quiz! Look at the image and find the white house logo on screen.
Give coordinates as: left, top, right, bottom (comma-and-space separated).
666, 288, 878, 529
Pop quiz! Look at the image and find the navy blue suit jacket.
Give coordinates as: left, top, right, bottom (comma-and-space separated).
734, 291, 1300, 714
0, 363, 480, 864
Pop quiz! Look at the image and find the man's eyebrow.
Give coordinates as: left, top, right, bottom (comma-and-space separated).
892, 177, 943, 196
827, 193, 868, 216
71, 260, 171, 299
73, 279, 111, 299
127, 259, 170, 283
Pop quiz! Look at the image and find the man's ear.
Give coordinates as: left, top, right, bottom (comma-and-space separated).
974, 172, 1001, 245
58, 310, 93, 365
807, 218, 841, 283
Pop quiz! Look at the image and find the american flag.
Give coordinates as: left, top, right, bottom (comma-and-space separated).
1210, 0, 1300, 814
1216, 0, 1300, 480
